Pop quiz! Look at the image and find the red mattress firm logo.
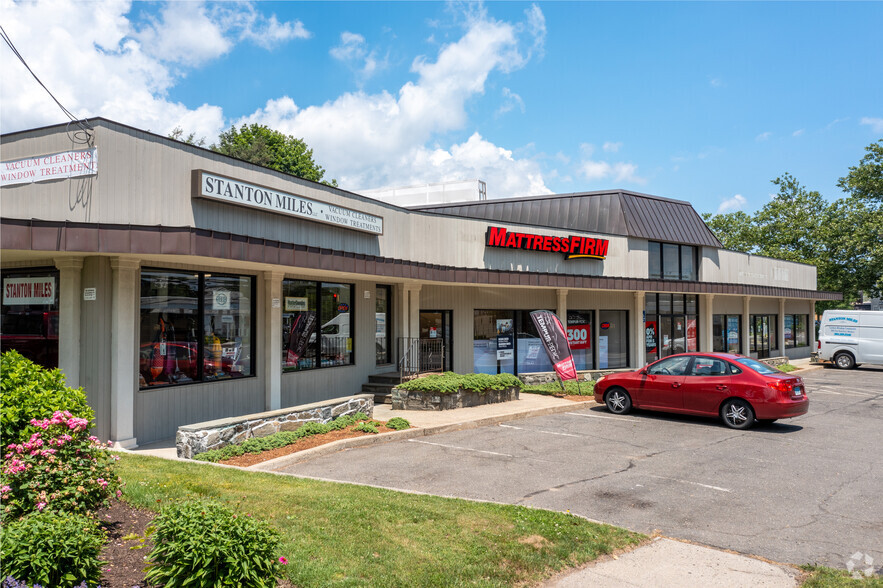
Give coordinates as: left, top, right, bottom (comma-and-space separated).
485, 226, 610, 260
3, 277, 56, 305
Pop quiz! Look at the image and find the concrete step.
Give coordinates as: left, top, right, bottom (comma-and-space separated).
368, 373, 402, 384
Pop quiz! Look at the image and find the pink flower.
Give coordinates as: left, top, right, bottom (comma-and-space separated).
278, 556, 288, 565
36, 501, 46, 511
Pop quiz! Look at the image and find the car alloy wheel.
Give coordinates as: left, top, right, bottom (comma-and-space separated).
721, 399, 755, 430
834, 352, 855, 370
605, 388, 632, 414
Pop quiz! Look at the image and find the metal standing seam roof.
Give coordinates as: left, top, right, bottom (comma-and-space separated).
410, 190, 723, 248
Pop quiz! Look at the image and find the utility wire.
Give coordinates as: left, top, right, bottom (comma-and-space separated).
0, 24, 92, 142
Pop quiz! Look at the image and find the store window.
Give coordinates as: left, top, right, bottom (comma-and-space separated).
784, 314, 809, 348
712, 315, 742, 354
139, 269, 254, 388
473, 310, 516, 375
282, 280, 318, 370
749, 314, 778, 359
1, 268, 59, 369
648, 242, 697, 281
599, 310, 629, 369
645, 294, 698, 363
376, 286, 392, 364
567, 310, 594, 371
282, 280, 354, 370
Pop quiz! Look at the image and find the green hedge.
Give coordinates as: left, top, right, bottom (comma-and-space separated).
395, 372, 523, 394
0, 350, 95, 444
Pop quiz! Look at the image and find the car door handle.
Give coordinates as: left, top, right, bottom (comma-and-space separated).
671, 382, 681, 388
716, 385, 728, 391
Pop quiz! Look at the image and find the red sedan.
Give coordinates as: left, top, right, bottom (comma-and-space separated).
594, 353, 808, 429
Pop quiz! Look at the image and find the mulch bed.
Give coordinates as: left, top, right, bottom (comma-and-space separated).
219, 423, 399, 467
97, 500, 155, 588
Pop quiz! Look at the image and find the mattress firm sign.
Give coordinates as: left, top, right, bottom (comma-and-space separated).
1, 148, 97, 187
486, 226, 610, 260
194, 171, 383, 235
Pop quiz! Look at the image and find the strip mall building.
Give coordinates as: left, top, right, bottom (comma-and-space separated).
1, 119, 839, 447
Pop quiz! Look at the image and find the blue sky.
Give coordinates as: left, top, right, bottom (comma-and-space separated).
2, 1, 881, 214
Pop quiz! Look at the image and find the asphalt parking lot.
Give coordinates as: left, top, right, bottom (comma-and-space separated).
278, 366, 882, 569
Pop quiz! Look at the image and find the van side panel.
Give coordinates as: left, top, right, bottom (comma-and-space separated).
819, 310, 883, 365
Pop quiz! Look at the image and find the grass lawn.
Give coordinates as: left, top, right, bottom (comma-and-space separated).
800, 565, 883, 587
778, 363, 799, 372
118, 453, 643, 587
522, 379, 595, 396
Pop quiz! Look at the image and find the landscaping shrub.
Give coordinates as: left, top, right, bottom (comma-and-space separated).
1, 411, 122, 521
0, 510, 106, 588
0, 350, 95, 444
145, 499, 285, 588
397, 372, 523, 394
522, 379, 595, 396
353, 421, 379, 434
385, 417, 411, 430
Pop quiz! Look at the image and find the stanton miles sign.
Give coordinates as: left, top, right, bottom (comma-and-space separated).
193, 170, 383, 235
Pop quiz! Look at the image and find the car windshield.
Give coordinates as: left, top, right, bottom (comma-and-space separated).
734, 357, 780, 375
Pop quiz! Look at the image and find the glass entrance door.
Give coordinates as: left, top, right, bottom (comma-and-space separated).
420, 311, 452, 372
752, 315, 771, 358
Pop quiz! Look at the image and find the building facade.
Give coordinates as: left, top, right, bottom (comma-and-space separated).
1, 119, 839, 447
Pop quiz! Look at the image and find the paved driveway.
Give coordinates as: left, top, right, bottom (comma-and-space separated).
277, 367, 883, 569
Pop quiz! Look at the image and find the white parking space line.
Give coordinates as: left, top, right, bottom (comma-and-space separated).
498, 424, 584, 438
811, 390, 874, 397
565, 412, 635, 422
648, 474, 732, 493
407, 439, 514, 457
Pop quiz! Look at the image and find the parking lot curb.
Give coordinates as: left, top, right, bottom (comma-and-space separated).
250, 400, 592, 472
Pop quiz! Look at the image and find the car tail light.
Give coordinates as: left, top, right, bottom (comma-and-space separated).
768, 378, 803, 398
817, 340, 821, 351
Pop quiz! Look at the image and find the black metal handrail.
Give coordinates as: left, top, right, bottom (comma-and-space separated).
398, 337, 445, 383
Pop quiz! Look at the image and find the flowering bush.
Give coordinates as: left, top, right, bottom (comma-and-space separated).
0, 510, 106, 587
1, 350, 94, 445
145, 499, 286, 588
1, 411, 122, 521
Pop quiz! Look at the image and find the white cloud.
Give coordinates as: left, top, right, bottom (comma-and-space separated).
709, 77, 723, 88
755, 131, 772, 142
717, 194, 747, 214
496, 87, 525, 116
860, 117, 883, 133
135, 2, 231, 67
792, 129, 805, 137
330, 31, 387, 82
240, 7, 549, 197
603, 141, 622, 153
578, 160, 645, 185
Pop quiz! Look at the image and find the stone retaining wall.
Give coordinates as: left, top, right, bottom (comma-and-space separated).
391, 386, 519, 410
519, 369, 630, 386
176, 394, 373, 459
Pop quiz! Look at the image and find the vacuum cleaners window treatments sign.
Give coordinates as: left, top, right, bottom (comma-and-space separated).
1, 148, 97, 187
485, 226, 609, 260
193, 170, 383, 235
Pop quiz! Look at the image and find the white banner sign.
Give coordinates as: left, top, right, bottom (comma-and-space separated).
1, 148, 97, 187
3, 277, 56, 305
194, 171, 383, 235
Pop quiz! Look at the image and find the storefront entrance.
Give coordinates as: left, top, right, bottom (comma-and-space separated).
750, 315, 775, 359
419, 310, 452, 372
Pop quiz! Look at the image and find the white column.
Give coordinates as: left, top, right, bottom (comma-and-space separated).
556, 289, 568, 326
109, 257, 139, 449
406, 284, 421, 339
702, 293, 715, 352
55, 257, 83, 387
778, 298, 786, 356
742, 296, 752, 356
264, 271, 284, 411
633, 291, 645, 368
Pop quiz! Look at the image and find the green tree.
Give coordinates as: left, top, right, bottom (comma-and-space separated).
700, 210, 756, 253
212, 124, 337, 187
754, 172, 827, 264
168, 126, 206, 147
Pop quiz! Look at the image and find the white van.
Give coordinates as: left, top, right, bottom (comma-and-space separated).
817, 310, 883, 369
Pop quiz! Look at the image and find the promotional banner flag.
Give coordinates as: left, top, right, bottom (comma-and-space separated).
529, 310, 578, 381
286, 311, 317, 366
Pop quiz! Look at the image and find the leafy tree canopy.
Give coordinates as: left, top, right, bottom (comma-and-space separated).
213, 124, 337, 187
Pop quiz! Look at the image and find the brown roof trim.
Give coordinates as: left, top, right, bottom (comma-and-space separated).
0, 219, 842, 301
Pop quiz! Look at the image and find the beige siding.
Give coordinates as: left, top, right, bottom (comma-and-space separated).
701, 247, 816, 290
80, 257, 113, 442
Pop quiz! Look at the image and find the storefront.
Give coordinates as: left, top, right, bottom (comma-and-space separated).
1, 119, 840, 446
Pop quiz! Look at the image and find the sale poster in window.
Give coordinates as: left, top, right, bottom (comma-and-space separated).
687, 318, 697, 352
567, 324, 591, 350
645, 321, 658, 355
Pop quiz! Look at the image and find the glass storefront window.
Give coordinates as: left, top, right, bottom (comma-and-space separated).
320, 283, 353, 367
645, 314, 659, 364
568, 310, 594, 371
648, 242, 662, 279
673, 294, 685, 314
473, 310, 515, 375
727, 316, 741, 354
713, 314, 741, 353
681, 246, 696, 280
785, 314, 808, 347
659, 294, 672, 314
203, 275, 253, 381
1, 269, 60, 369
648, 242, 696, 281
599, 310, 628, 369
663, 244, 680, 280
139, 269, 254, 388
515, 310, 555, 374
645, 293, 699, 361
686, 295, 697, 314
376, 286, 391, 364
282, 280, 318, 370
